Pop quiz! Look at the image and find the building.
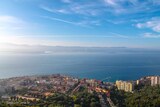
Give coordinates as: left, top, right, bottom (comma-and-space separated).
136, 76, 151, 86
125, 82, 133, 92
150, 76, 160, 86
116, 80, 134, 92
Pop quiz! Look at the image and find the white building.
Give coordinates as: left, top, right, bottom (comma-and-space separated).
116, 80, 134, 92
150, 76, 160, 86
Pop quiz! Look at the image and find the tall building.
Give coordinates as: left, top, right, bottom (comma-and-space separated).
116, 80, 134, 92
125, 82, 133, 92
136, 76, 151, 86
150, 76, 160, 86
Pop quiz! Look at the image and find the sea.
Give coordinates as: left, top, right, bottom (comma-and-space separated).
0, 53, 160, 82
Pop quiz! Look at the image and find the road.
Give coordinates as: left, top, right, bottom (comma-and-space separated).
98, 94, 108, 107
107, 97, 116, 107
71, 83, 81, 95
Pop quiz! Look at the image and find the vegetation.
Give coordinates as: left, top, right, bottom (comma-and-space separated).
110, 87, 128, 107
0, 91, 101, 107
126, 85, 160, 107
73, 91, 101, 107
3, 84, 160, 107
43, 93, 74, 107
110, 85, 160, 107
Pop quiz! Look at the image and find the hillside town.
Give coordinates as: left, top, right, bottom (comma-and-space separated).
116, 76, 160, 92
0, 74, 160, 107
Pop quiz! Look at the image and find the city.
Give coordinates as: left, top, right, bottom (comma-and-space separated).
0, 74, 160, 107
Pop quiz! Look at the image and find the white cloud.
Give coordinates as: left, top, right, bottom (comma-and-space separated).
0, 35, 105, 49
40, 3, 101, 16
61, 0, 72, 3
143, 33, 160, 38
39, 0, 160, 23
0, 15, 27, 30
39, 0, 160, 35
103, 0, 129, 14
43, 16, 77, 25
40, 5, 70, 14
42, 16, 100, 27
152, 0, 160, 5
0, 16, 24, 24
0, 35, 62, 46
104, 0, 118, 6
70, 3, 102, 16
106, 19, 127, 24
103, 0, 160, 14
110, 32, 130, 38
40, 0, 160, 18
136, 17, 160, 32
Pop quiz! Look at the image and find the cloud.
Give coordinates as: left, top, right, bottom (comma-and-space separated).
110, 32, 130, 38
104, 0, 118, 6
143, 33, 160, 38
152, 0, 160, 4
0, 16, 24, 24
0, 15, 27, 30
40, 0, 160, 34
61, 0, 72, 3
136, 17, 160, 32
0, 35, 105, 49
69, 3, 101, 16
40, 0, 160, 23
0, 35, 62, 46
103, 0, 130, 14
103, 0, 160, 14
106, 19, 127, 24
42, 16, 100, 27
40, 3, 101, 16
40, 5, 70, 14
43, 16, 77, 25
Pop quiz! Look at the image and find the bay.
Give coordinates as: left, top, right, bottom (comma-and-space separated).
0, 53, 160, 82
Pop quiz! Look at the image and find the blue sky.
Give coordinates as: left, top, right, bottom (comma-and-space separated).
0, 0, 160, 48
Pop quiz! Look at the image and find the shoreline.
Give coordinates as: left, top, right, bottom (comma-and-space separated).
0, 73, 159, 83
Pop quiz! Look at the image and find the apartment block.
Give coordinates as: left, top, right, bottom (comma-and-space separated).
116, 80, 134, 92
150, 76, 160, 86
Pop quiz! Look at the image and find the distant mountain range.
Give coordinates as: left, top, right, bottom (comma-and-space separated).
1, 43, 160, 54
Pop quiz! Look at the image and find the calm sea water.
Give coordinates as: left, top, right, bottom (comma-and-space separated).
0, 53, 160, 82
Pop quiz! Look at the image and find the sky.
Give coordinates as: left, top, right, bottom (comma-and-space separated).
0, 0, 160, 48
